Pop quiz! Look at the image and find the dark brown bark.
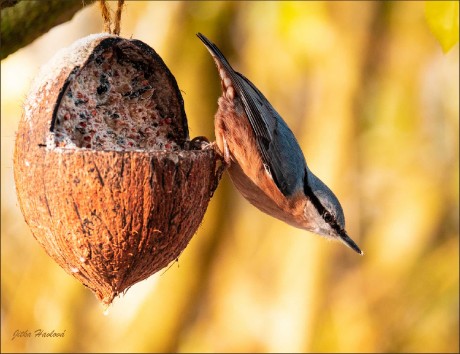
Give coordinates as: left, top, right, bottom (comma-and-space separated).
1, 0, 96, 60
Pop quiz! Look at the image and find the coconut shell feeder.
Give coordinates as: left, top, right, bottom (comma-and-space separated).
14, 33, 224, 306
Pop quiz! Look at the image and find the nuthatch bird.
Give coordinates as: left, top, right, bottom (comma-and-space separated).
197, 33, 363, 255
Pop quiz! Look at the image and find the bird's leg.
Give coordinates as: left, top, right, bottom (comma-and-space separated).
188, 135, 230, 180
193, 135, 230, 166
211, 136, 230, 185
191, 136, 230, 192
221, 136, 231, 166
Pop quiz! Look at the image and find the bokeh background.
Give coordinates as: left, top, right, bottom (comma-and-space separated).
1, 1, 458, 352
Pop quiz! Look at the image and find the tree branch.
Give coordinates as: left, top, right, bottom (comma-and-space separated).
1, 0, 96, 60
1, 0, 19, 10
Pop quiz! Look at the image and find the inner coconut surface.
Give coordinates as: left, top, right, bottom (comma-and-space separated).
52, 41, 185, 151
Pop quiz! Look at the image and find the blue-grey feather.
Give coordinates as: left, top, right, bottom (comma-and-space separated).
233, 73, 307, 196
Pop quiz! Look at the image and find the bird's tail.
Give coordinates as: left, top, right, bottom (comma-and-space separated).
196, 33, 235, 79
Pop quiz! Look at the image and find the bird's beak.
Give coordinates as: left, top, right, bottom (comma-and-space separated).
339, 232, 363, 255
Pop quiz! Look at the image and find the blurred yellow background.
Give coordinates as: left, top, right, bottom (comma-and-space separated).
1, 1, 458, 352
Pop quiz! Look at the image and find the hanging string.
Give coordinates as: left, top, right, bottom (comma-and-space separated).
99, 0, 125, 35
113, 0, 125, 36
99, 0, 112, 33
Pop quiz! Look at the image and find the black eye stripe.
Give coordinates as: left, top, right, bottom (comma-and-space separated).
303, 173, 345, 236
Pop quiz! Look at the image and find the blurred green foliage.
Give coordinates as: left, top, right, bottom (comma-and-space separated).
1, 1, 458, 353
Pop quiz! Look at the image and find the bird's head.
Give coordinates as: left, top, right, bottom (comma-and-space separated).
303, 171, 363, 255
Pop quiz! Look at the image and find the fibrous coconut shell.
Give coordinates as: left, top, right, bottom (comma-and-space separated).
14, 33, 223, 306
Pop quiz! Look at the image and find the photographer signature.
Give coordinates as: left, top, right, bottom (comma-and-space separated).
11, 329, 66, 340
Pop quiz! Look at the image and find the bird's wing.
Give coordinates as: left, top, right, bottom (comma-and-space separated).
197, 33, 307, 196
233, 73, 307, 196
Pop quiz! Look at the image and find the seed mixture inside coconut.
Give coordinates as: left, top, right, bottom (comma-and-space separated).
52, 39, 187, 151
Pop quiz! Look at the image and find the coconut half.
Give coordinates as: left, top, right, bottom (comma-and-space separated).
14, 34, 222, 306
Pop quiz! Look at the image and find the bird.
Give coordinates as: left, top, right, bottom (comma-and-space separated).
197, 33, 363, 255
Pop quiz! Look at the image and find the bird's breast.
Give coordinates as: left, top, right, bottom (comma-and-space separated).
215, 96, 309, 229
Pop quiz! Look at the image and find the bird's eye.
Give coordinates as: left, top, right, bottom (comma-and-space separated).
323, 211, 333, 224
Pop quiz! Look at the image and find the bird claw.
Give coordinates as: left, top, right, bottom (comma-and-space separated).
187, 136, 211, 150
188, 136, 230, 173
